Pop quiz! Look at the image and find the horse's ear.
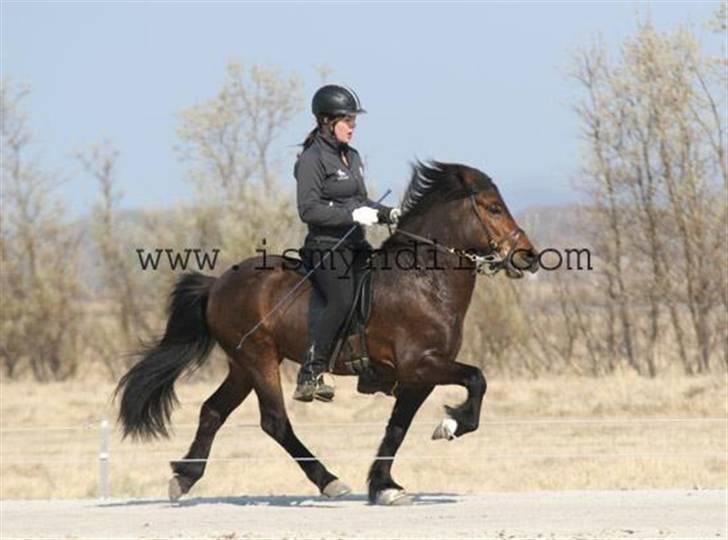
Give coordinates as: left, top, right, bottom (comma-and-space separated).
454, 165, 479, 192
457, 165, 494, 194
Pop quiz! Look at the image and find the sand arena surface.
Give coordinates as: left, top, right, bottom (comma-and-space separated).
1, 489, 726, 539
2, 375, 725, 538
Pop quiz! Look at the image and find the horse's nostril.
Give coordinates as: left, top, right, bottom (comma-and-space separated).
510, 249, 534, 271
513, 249, 539, 272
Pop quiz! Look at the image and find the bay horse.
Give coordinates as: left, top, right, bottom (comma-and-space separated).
116, 161, 538, 505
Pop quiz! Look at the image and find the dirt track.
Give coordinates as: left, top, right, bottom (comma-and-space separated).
1, 489, 725, 539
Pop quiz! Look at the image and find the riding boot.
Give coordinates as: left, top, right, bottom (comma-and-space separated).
293, 344, 336, 403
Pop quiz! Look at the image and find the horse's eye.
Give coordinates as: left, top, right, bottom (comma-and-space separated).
488, 205, 502, 215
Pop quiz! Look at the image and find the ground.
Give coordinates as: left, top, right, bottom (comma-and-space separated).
1, 372, 726, 538
1, 490, 725, 539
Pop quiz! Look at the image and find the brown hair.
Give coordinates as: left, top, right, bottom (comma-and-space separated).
301, 126, 319, 151
300, 115, 347, 151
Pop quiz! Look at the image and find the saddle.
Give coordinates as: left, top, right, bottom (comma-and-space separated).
284, 254, 374, 375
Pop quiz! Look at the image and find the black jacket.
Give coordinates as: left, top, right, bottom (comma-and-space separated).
295, 129, 392, 245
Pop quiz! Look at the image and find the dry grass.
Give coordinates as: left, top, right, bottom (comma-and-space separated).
1, 369, 726, 500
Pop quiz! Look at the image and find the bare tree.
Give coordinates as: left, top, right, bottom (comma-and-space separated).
175, 59, 305, 268
0, 81, 83, 380
571, 19, 726, 375
573, 43, 641, 374
77, 143, 155, 377
177, 60, 302, 195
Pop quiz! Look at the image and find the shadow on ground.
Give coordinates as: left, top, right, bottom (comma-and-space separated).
98, 493, 459, 509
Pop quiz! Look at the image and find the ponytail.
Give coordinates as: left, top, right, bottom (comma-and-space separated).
300, 115, 338, 154
300, 126, 319, 151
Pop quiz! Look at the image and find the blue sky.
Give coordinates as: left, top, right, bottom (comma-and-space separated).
2, 1, 722, 217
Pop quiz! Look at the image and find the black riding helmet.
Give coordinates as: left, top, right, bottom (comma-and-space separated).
312, 85, 366, 117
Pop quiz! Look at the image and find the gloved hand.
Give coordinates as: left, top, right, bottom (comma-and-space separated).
375, 206, 402, 225
352, 206, 379, 226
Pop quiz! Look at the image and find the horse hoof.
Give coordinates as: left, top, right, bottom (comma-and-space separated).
322, 479, 351, 498
375, 488, 412, 506
168, 475, 187, 502
431, 418, 458, 440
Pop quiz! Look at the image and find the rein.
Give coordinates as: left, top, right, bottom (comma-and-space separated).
390, 227, 496, 274
388, 193, 523, 276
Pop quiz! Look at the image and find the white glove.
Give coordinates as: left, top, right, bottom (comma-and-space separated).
352, 206, 379, 226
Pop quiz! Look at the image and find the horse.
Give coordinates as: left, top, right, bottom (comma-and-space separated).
115, 161, 539, 505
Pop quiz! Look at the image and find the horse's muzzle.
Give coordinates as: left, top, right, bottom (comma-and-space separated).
508, 248, 539, 277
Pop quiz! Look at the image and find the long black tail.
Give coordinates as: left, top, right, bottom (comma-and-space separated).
116, 271, 217, 440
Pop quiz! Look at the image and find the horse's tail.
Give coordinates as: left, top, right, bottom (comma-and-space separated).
115, 271, 217, 440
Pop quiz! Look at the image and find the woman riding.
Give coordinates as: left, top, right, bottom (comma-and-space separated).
294, 84, 400, 402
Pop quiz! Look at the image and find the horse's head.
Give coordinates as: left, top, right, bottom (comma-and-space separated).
397, 161, 539, 278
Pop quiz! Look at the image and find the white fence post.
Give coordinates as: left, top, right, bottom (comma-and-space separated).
98, 419, 110, 500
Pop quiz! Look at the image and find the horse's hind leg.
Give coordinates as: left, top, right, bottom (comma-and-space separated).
249, 349, 349, 498
368, 385, 433, 505
169, 364, 252, 500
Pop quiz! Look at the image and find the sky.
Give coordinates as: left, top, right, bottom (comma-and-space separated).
1, 1, 722, 218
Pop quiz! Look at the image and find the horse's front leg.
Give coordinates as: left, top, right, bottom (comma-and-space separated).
368, 385, 434, 505
405, 360, 487, 440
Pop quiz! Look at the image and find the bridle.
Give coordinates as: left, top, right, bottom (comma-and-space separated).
390, 192, 524, 276
466, 193, 524, 273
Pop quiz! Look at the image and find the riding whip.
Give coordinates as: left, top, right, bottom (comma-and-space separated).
234, 189, 392, 351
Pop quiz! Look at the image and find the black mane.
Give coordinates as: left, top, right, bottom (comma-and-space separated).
398, 161, 495, 221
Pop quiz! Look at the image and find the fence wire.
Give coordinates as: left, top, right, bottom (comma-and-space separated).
2, 416, 725, 499
2, 416, 725, 433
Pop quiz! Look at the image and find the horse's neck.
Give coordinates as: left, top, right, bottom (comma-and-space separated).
384, 208, 478, 316
401, 207, 466, 247
421, 248, 478, 315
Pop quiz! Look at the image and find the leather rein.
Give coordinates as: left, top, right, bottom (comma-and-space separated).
389, 193, 524, 276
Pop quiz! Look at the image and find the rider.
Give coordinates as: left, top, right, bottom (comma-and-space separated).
293, 84, 400, 402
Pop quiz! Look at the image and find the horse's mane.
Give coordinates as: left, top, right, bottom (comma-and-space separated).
398, 161, 495, 222
377, 161, 496, 253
